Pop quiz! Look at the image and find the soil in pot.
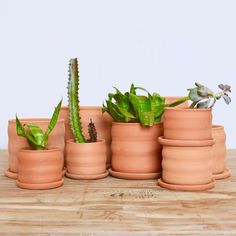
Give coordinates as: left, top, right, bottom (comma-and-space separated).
6, 118, 65, 179
110, 122, 163, 180
65, 139, 108, 180
212, 125, 231, 180
16, 148, 64, 190
157, 137, 215, 191
59, 106, 113, 169
163, 108, 213, 140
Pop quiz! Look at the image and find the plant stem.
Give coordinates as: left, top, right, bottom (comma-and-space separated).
166, 96, 189, 107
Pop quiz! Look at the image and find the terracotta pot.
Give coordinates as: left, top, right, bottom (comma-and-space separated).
110, 122, 163, 179
163, 108, 212, 140
59, 106, 113, 168
165, 96, 189, 108
16, 148, 64, 190
6, 118, 65, 179
158, 137, 215, 191
65, 139, 108, 179
212, 125, 231, 179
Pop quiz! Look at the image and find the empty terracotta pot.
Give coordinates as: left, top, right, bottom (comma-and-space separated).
158, 137, 215, 191
163, 108, 212, 140
16, 148, 64, 190
6, 118, 65, 179
165, 96, 189, 108
212, 125, 230, 180
111, 122, 163, 179
66, 139, 108, 180
59, 106, 113, 168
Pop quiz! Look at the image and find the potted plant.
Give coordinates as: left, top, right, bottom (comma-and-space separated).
102, 84, 188, 180
65, 58, 108, 180
158, 83, 231, 191
15, 100, 64, 190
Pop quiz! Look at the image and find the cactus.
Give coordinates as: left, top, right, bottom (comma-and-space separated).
87, 119, 97, 143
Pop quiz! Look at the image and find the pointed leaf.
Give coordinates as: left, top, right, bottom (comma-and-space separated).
26, 124, 45, 146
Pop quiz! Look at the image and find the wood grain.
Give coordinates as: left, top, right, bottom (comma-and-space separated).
0, 149, 235, 235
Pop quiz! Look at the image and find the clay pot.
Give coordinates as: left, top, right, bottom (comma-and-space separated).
65, 139, 108, 180
212, 125, 231, 180
165, 96, 189, 108
6, 119, 65, 179
110, 122, 163, 180
16, 148, 64, 190
158, 137, 215, 191
163, 108, 212, 140
59, 106, 113, 168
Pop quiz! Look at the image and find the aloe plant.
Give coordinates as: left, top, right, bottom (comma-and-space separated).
16, 99, 62, 150
67, 58, 97, 143
102, 84, 188, 126
188, 83, 231, 108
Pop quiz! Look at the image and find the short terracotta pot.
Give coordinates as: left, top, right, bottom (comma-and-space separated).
163, 108, 212, 140
165, 96, 189, 108
6, 119, 65, 179
59, 106, 113, 168
158, 137, 215, 191
212, 125, 231, 180
110, 122, 163, 180
65, 139, 108, 180
16, 148, 64, 190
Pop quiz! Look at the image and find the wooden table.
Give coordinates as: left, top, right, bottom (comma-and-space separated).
0, 150, 235, 235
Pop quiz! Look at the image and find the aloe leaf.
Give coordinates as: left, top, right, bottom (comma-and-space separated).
150, 93, 165, 118
106, 99, 126, 122
139, 111, 155, 126
26, 124, 45, 146
116, 105, 136, 122
44, 99, 62, 143
130, 83, 136, 95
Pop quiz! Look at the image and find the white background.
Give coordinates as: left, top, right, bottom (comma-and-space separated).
0, 0, 235, 148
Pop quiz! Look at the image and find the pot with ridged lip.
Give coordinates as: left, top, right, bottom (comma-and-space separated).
158, 137, 215, 191
16, 148, 64, 190
109, 122, 163, 180
65, 139, 108, 180
163, 108, 212, 140
6, 118, 65, 179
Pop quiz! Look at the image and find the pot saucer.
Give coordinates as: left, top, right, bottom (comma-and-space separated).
157, 178, 215, 191
16, 179, 64, 190
66, 170, 109, 180
213, 168, 231, 180
109, 169, 161, 180
5, 169, 18, 179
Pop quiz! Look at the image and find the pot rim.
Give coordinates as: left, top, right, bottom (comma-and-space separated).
164, 107, 212, 112
212, 125, 224, 130
8, 118, 64, 124
19, 147, 61, 153
66, 139, 105, 145
61, 106, 102, 110
112, 121, 163, 126
159, 136, 215, 147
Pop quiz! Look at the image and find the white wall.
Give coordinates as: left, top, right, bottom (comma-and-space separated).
0, 0, 235, 148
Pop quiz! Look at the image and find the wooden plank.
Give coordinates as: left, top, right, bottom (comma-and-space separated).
0, 150, 235, 235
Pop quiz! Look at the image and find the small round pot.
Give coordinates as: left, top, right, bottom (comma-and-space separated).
65, 139, 108, 180
212, 125, 230, 179
158, 137, 215, 191
165, 96, 189, 108
163, 108, 212, 140
59, 106, 113, 168
6, 119, 65, 179
110, 122, 163, 179
16, 148, 64, 190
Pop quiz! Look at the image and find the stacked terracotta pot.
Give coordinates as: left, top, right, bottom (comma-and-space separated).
158, 108, 216, 191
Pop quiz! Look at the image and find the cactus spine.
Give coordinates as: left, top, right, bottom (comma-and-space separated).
68, 58, 86, 143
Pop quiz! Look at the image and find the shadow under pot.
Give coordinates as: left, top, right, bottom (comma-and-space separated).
6, 118, 65, 179
212, 125, 231, 180
65, 139, 108, 180
163, 108, 213, 140
109, 122, 163, 180
16, 148, 64, 190
59, 106, 113, 169
158, 137, 215, 191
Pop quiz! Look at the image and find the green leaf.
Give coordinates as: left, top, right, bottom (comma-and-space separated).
26, 124, 45, 147
139, 111, 155, 126
106, 99, 126, 122
129, 83, 136, 95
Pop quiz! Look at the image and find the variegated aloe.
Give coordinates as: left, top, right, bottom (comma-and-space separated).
16, 99, 62, 150
67, 58, 97, 143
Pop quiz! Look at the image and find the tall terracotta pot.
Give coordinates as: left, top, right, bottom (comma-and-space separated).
212, 125, 231, 180
16, 148, 64, 190
158, 137, 215, 191
66, 139, 108, 180
109, 122, 163, 180
59, 106, 113, 168
6, 118, 65, 179
165, 96, 189, 108
163, 108, 212, 140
